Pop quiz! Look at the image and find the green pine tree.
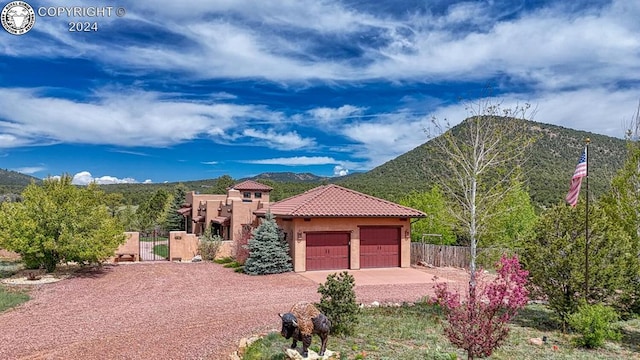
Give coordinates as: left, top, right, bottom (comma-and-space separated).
522, 201, 637, 322
165, 184, 187, 231
243, 212, 292, 275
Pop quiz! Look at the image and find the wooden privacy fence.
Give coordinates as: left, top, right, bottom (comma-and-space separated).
410, 243, 517, 269
411, 243, 470, 268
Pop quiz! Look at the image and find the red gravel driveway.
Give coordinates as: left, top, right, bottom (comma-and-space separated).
0, 262, 466, 360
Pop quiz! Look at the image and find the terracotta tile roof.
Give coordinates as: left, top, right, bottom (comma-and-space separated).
256, 184, 426, 218
231, 180, 273, 191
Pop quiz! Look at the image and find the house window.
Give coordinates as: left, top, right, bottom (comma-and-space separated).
254, 192, 262, 198
243, 192, 251, 198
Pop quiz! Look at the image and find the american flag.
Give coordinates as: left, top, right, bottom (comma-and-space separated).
566, 147, 587, 207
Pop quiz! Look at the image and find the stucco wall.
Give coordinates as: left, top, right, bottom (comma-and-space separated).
112, 232, 140, 261
0, 249, 20, 260
280, 217, 412, 272
218, 241, 234, 259
169, 231, 199, 261
229, 200, 262, 242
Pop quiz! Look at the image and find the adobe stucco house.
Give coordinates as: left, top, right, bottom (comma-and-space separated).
180, 181, 426, 272
255, 184, 426, 272
179, 180, 272, 239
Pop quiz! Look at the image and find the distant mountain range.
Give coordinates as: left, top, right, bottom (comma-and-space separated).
0, 169, 40, 195
243, 172, 330, 182
0, 118, 629, 207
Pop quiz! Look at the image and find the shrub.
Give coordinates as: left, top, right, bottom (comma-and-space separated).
198, 226, 223, 261
235, 225, 252, 265
568, 303, 621, 348
317, 271, 360, 335
433, 255, 529, 360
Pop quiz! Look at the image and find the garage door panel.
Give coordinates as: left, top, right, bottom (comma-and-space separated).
360, 227, 400, 268
306, 232, 350, 271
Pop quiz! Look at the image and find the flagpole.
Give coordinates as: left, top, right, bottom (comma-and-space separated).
585, 138, 590, 301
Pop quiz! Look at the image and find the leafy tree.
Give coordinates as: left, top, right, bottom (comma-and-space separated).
213, 175, 235, 194
433, 255, 529, 360
104, 192, 124, 217
399, 186, 456, 244
479, 179, 537, 265
601, 101, 640, 314
136, 189, 171, 234
0, 175, 125, 272
165, 184, 188, 231
522, 202, 637, 322
116, 205, 140, 232
427, 97, 534, 292
243, 212, 292, 275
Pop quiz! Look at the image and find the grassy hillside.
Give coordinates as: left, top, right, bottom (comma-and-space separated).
337, 118, 627, 207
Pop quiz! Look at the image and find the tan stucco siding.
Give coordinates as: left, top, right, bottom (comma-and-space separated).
279, 217, 411, 272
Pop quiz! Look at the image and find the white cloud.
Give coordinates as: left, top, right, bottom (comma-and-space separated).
304, 105, 366, 124
0, 88, 284, 148
143, 179, 153, 184
242, 156, 338, 166
11, 166, 45, 175
340, 114, 431, 168
71, 171, 139, 185
241, 128, 315, 150
0, 0, 636, 89
333, 165, 349, 177
201, 161, 218, 165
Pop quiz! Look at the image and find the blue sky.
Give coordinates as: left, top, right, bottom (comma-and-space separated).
1, 0, 639, 185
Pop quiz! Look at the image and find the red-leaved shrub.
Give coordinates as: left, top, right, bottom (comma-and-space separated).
234, 225, 253, 264
433, 255, 529, 360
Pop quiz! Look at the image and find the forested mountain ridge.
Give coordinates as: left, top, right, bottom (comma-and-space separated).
242, 172, 329, 182
337, 118, 627, 207
0, 118, 629, 207
0, 169, 41, 195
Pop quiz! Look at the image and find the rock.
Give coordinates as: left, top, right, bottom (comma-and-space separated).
192, 255, 202, 262
371, 301, 380, 307
237, 338, 248, 357
529, 338, 543, 346
284, 348, 337, 360
228, 351, 241, 360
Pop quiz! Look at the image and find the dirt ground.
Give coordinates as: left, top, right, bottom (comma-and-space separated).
0, 262, 469, 360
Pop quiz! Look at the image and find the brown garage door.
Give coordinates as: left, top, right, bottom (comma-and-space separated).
360, 226, 400, 268
306, 232, 350, 271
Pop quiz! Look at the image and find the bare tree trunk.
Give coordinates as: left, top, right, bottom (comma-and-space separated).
469, 175, 477, 291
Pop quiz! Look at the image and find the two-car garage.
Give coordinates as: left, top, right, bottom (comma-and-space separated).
305, 227, 401, 271
254, 184, 426, 272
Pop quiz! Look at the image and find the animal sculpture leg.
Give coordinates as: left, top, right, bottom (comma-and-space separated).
301, 334, 312, 357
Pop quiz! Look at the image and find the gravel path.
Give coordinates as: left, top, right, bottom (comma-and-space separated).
0, 262, 468, 360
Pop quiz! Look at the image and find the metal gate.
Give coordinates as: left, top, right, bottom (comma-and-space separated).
139, 229, 170, 261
